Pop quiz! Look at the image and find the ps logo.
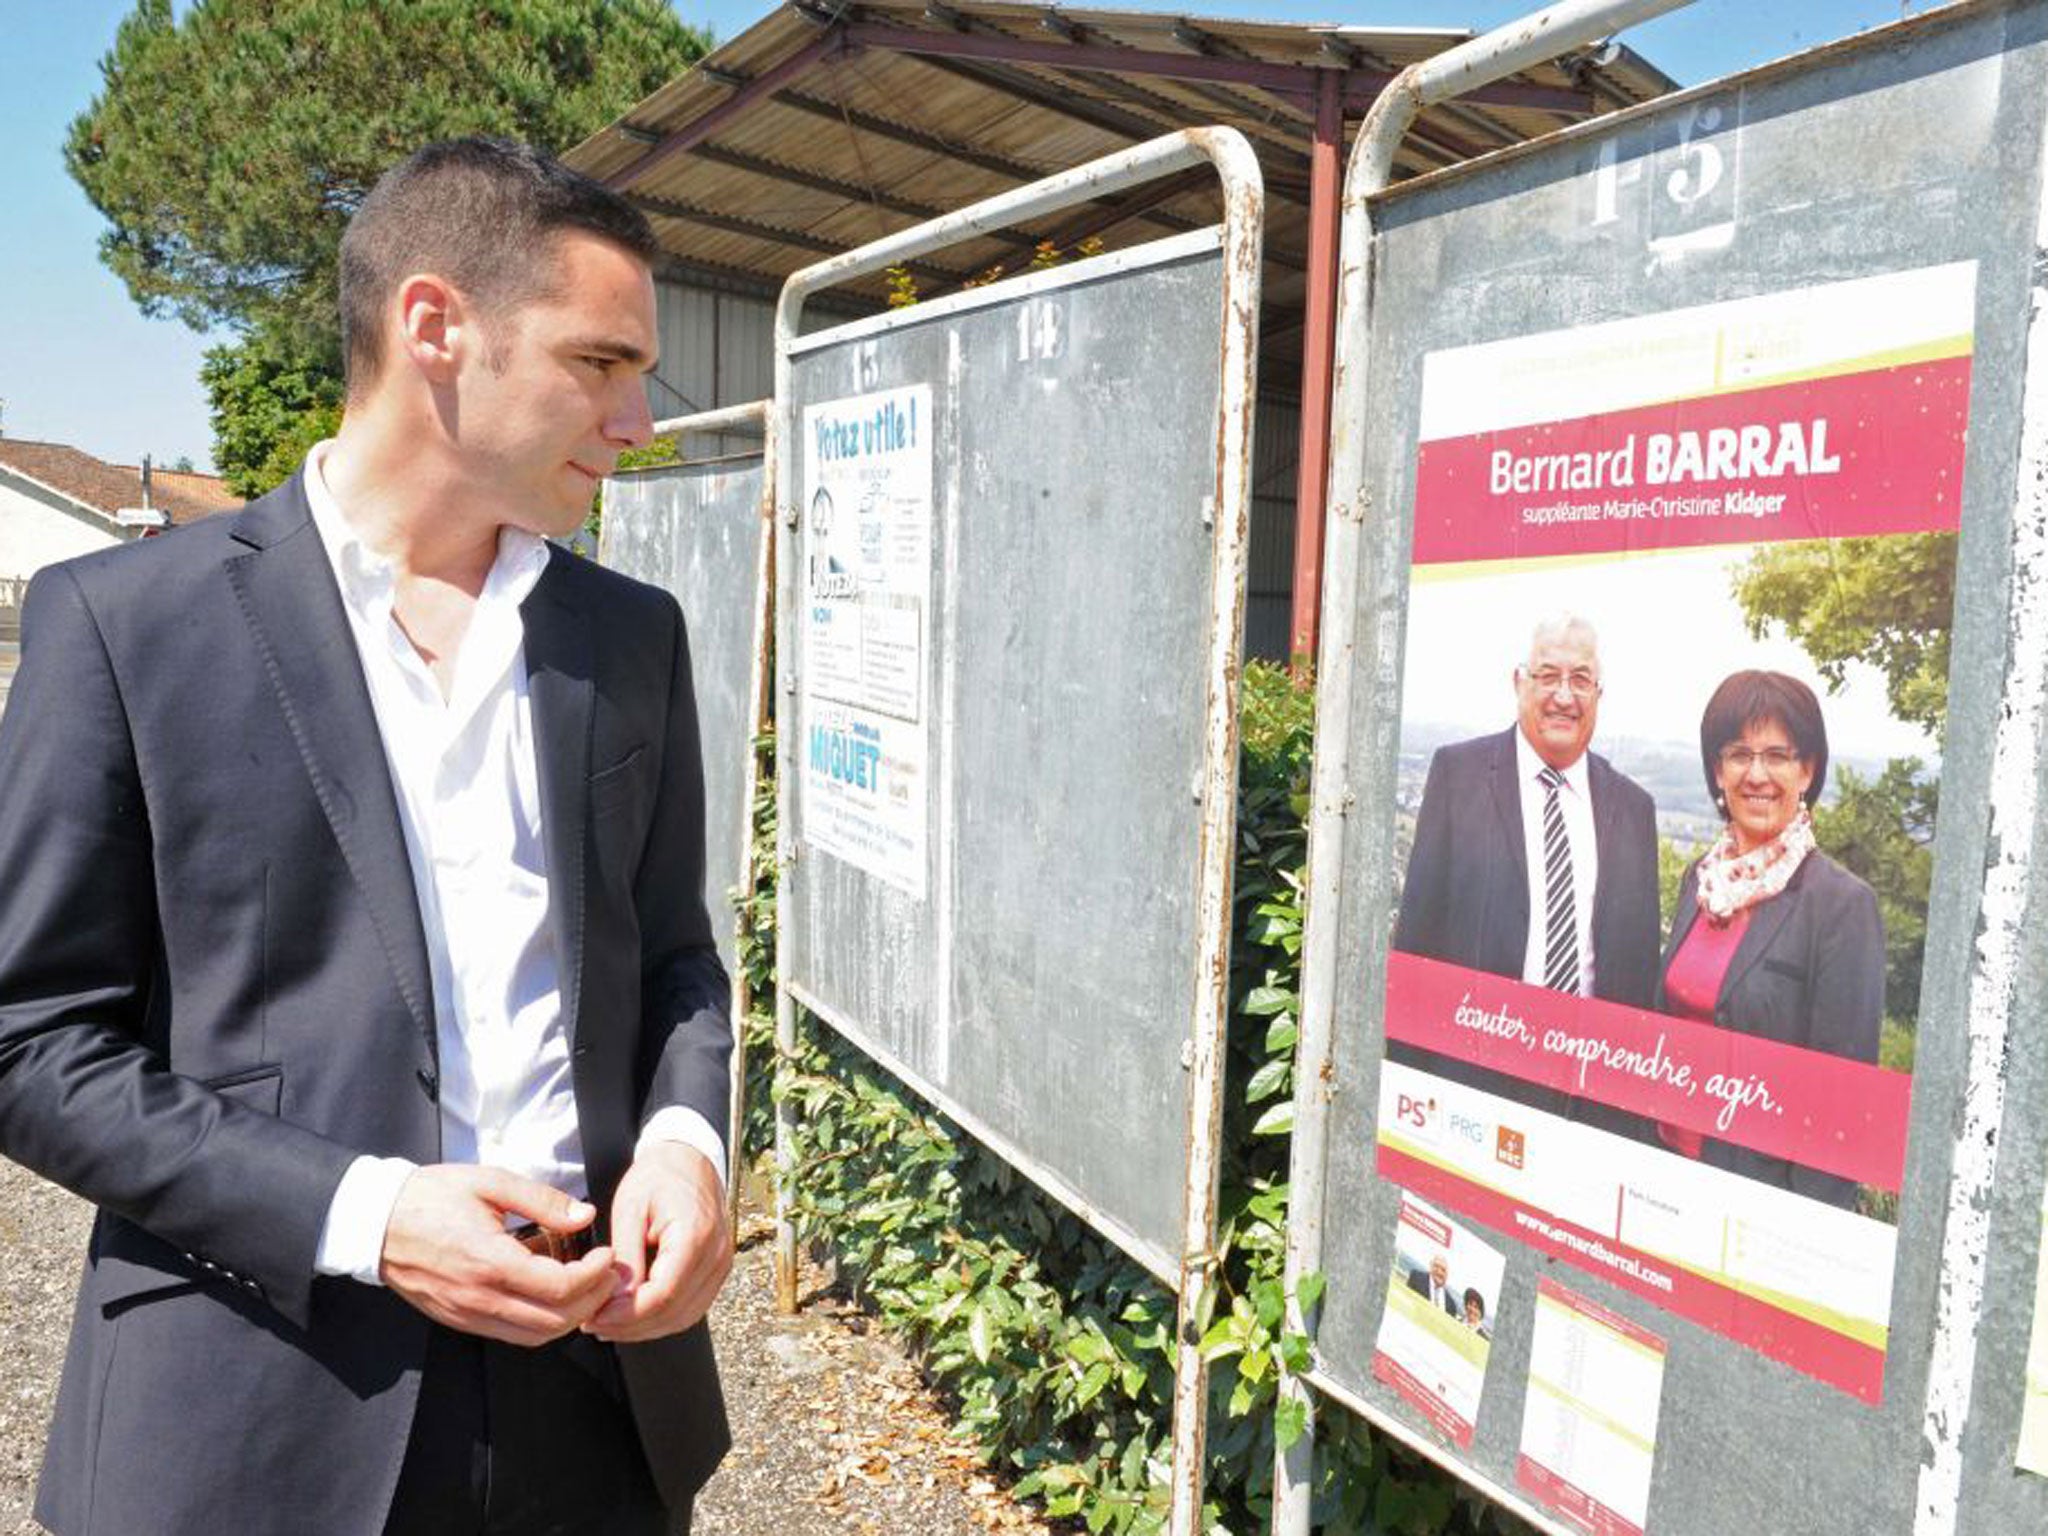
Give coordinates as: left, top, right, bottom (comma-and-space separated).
1395, 1094, 1436, 1131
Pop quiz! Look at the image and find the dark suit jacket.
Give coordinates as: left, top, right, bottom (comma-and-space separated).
0, 474, 732, 1536
1658, 851, 1885, 1208
1404, 1267, 1459, 1317
1391, 727, 1661, 1124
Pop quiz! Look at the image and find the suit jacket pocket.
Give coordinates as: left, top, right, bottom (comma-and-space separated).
205, 1062, 283, 1116
590, 744, 649, 822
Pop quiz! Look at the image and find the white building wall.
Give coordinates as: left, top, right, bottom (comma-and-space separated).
0, 480, 120, 582
0, 480, 123, 719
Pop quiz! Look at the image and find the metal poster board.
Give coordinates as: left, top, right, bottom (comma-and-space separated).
772, 131, 1262, 1535
1283, 4, 2048, 1534
598, 401, 773, 1185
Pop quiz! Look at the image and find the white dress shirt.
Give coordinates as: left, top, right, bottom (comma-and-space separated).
303, 442, 723, 1285
1515, 730, 1599, 996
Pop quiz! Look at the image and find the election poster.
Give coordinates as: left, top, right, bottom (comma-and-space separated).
1517, 1278, 1668, 1536
1379, 262, 1972, 1401
800, 385, 933, 897
1373, 1193, 1507, 1449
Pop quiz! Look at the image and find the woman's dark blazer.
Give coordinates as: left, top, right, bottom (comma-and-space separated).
1657, 849, 1885, 1209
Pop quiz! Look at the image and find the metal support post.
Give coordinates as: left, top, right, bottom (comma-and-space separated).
1288, 69, 1345, 675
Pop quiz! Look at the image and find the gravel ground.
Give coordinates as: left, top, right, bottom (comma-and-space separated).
0, 1158, 1056, 1536
0, 1162, 90, 1536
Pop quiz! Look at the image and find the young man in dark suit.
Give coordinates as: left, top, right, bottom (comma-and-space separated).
1392, 615, 1661, 1120
0, 139, 732, 1536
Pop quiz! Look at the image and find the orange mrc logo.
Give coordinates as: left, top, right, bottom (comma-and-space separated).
1496, 1126, 1526, 1170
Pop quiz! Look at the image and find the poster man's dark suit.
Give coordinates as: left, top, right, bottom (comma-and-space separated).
1392, 726, 1660, 1127
1405, 1266, 1460, 1317
0, 474, 731, 1536
1658, 852, 1884, 1208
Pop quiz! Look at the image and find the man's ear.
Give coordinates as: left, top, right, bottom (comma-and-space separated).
395, 272, 464, 384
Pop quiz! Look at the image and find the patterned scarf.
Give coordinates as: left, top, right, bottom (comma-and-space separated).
1694, 805, 1816, 922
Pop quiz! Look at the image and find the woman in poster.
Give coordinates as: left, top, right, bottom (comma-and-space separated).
1657, 670, 1885, 1209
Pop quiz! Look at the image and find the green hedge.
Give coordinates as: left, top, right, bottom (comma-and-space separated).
733, 663, 1527, 1535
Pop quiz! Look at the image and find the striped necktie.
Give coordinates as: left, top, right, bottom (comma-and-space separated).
1538, 766, 1582, 995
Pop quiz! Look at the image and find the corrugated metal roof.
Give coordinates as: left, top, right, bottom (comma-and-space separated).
566, 0, 1676, 372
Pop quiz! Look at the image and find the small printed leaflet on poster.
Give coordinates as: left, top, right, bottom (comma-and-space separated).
1373, 1193, 1507, 1448
1517, 1278, 1667, 1536
2018, 1175, 2048, 1474
800, 385, 933, 897
1381, 261, 1974, 1400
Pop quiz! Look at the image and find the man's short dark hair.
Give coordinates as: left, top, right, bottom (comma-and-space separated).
1698, 669, 1831, 808
339, 136, 660, 396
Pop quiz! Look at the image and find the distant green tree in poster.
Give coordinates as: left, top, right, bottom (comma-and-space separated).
1655, 833, 1697, 948
1812, 759, 1937, 1028
1730, 532, 1957, 737
68, 0, 707, 481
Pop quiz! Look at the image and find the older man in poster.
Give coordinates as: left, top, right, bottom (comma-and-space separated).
1392, 615, 1661, 1120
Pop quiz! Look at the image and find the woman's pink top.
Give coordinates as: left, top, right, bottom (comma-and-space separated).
1657, 906, 1753, 1158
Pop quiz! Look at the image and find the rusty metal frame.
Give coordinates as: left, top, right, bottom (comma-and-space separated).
603, 400, 776, 1241
1913, 50, 2048, 1533
1273, 5, 1699, 1535
770, 128, 1263, 1536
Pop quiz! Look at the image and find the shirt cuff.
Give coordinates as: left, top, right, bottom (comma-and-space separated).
637, 1107, 728, 1192
313, 1155, 419, 1286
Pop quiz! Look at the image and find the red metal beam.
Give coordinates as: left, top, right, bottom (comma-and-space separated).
845, 20, 1377, 96
608, 32, 847, 191
1289, 69, 1343, 676
841, 21, 1593, 114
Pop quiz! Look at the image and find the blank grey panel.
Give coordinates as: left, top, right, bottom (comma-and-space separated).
602, 457, 767, 976
782, 239, 1233, 1275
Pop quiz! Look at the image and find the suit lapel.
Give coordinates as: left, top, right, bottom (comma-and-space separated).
1662, 869, 1701, 982
522, 564, 593, 1050
223, 477, 437, 1050
1488, 727, 1528, 892
1586, 755, 1619, 938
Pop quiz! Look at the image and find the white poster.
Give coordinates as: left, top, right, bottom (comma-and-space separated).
1373, 1193, 1507, 1448
800, 385, 933, 897
1517, 1279, 1667, 1536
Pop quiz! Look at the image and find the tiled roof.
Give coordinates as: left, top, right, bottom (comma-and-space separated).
0, 437, 241, 527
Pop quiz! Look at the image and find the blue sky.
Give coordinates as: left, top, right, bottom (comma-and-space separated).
3, 0, 1922, 472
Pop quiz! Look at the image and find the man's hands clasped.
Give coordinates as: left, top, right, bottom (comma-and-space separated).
585, 1140, 732, 1342
380, 1145, 732, 1347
